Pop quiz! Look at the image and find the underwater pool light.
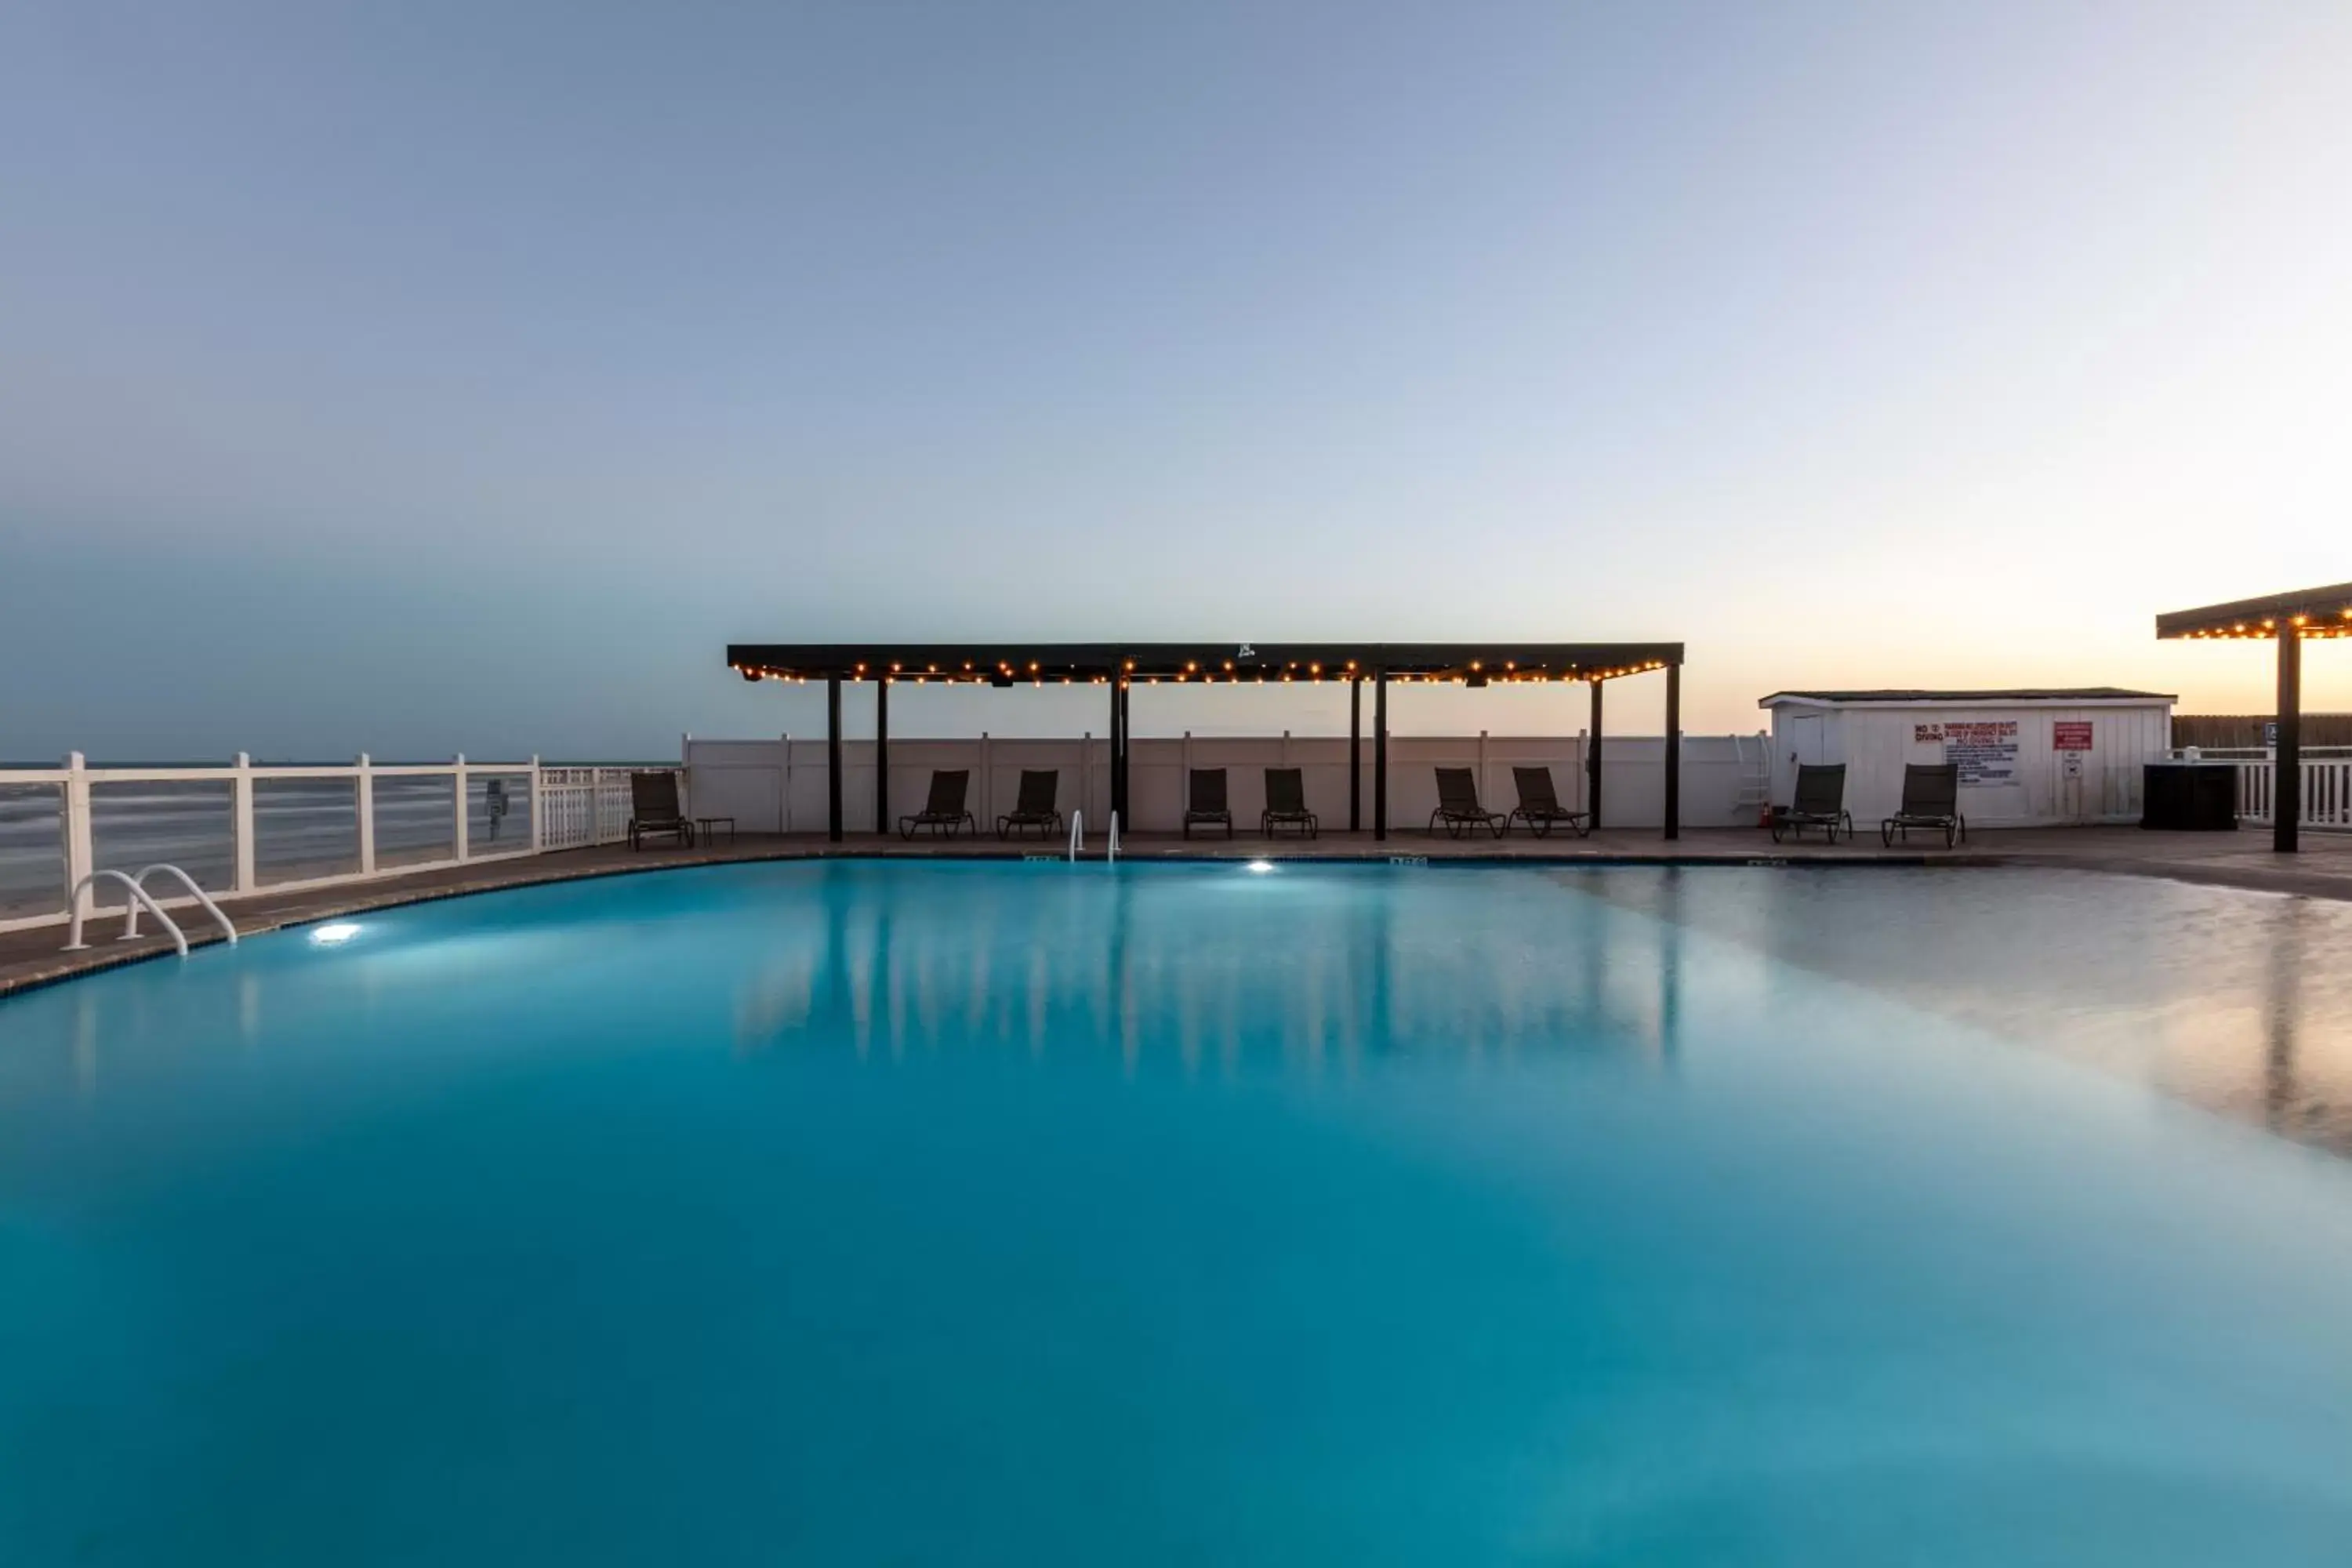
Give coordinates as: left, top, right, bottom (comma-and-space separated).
310, 923, 362, 946
1246, 860, 1275, 874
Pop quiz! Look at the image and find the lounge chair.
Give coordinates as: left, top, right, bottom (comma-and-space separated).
1184, 768, 1233, 839
1772, 764, 1852, 844
1506, 766, 1591, 838
996, 769, 1063, 840
1431, 767, 1504, 838
1261, 768, 1317, 839
1882, 763, 1967, 848
899, 769, 976, 840
628, 771, 694, 850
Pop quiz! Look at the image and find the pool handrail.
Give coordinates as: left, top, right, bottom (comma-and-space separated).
1069, 809, 1083, 862
1108, 811, 1120, 863
126, 864, 238, 946
64, 871, 188, 956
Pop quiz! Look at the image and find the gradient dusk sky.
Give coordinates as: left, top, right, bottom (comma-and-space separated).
2, 1, 2345, 760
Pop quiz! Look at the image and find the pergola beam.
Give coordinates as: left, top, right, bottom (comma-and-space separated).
729, 641, 1681, 685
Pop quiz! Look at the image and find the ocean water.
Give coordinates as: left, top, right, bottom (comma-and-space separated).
1, 861, 2348, 1565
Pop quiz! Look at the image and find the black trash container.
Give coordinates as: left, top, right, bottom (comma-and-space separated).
2142, 764, 2237, 830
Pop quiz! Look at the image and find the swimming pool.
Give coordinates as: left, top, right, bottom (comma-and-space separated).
3, 861, 2349, 1564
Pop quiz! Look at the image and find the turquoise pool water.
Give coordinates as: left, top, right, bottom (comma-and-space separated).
2, 861, 2350, 1564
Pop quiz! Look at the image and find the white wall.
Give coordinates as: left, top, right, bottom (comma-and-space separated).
1765, 702, 2172, 827
685, 733, 1762, 834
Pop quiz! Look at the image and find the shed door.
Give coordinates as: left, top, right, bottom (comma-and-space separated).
1788, 713, 1829, 764
1780, 713, 1828, 803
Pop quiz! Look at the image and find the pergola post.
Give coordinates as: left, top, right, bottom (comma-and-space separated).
1107, 677, 1128, 829
2277, 630, 2301, 853
1588, 678, 1605, 831
1349, 674, 1363, 833
874, 677, 889, 838
826, 675, 843, 844
1373, 668, 1389, 842
1663, 661, 1681, 841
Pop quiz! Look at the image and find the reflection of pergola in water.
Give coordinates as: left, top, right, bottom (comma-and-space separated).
740, 858, 1689, 1067
2158, 581, 2351, 852
727, 640, 1688, 843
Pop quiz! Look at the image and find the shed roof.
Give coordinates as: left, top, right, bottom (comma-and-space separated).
1759, 688, 2175, 708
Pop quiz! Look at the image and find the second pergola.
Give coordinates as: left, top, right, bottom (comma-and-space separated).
2158, 580, 2352, 853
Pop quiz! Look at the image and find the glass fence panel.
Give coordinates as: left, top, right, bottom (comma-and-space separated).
0, 785, 64, 920
469, 773, 532, 853
256, 777, 361, 884
372, 774, 456, 869
89, 781, 234, 906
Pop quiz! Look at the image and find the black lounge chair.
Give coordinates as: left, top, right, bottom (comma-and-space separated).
628, 771, 694, 850
1882, 763, 1967, 849
996, 769, 1063, 840
899, 769, 976, 840
1185, 768, 1233, 839
1431, 767, 1504, 839
1772, 764, 1853, 844
1506, 765, 1591, 838
1261, 768, 1317, 839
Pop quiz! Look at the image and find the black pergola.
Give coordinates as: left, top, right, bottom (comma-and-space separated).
2158, 580, 2352, 852
725, 641, 1686, 844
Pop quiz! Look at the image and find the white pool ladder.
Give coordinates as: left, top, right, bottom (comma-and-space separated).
127, 865, 238, 946
63, 864, 238, 957
1108, 811, 1120, 863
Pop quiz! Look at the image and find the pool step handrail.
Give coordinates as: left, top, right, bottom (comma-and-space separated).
1108, 811, 1120, 863
64, 872, 188, 956
1069, 809, 1083, 862
126, 865, 238, 946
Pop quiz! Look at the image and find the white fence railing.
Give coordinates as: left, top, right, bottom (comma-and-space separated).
0, 756, 681, 934
2164, 747, 2352, 829
539, 766, 644, 851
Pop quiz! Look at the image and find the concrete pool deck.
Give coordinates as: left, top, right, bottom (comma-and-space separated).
4, 824, 2347, 997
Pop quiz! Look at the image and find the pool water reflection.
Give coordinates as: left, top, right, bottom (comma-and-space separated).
1562, 866, 2352, 1156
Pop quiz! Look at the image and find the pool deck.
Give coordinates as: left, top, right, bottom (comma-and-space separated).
2, 825, 2344, 997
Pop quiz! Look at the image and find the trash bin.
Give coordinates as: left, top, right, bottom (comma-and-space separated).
2141, 764, 2236, 830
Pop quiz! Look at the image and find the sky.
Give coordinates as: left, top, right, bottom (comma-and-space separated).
2, 0, 2347, 760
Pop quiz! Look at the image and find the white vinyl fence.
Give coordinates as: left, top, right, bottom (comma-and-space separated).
2166, 748, 2352, 829
684, 733, 1769, 837
0, 756, 678, 933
